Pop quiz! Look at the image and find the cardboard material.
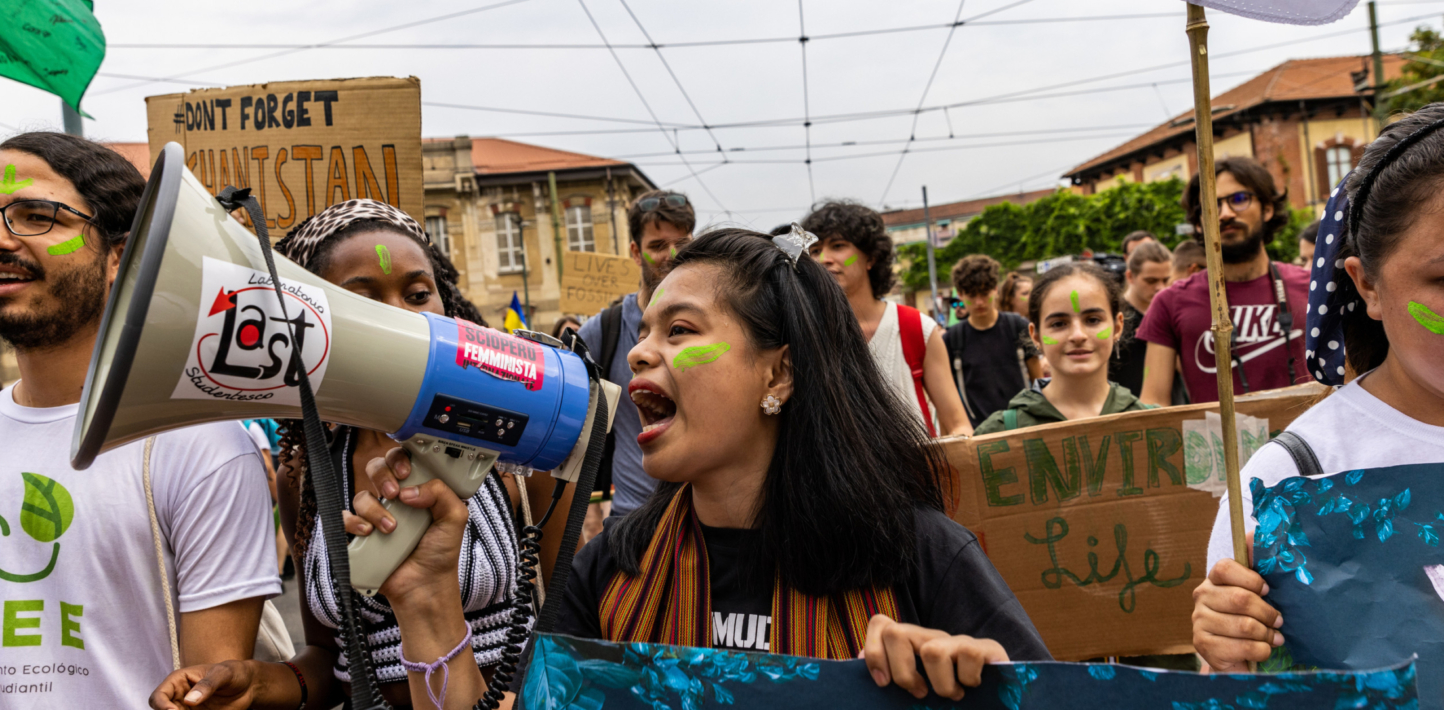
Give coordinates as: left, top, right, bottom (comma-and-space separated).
145, 77, 424, 233
516, 633, 1418, 709
942, 383, 1327, 660
560, 250, 640, 316
1256, 464, 1444, 709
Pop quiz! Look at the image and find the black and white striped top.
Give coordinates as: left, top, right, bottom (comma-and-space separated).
303, 427, 529, 684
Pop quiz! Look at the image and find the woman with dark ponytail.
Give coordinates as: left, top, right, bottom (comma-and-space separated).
151, 200, 521, 709
1192, 104, 1444, 673
535, 227, 1049, 699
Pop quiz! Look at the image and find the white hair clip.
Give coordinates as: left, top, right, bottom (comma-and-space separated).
772, 223, 818, 270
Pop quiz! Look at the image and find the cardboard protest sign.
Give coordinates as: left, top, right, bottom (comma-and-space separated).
942, 384, 1326, 660
560, 250, 640, 316
1255, 464, 1444, 709
144, 77, 423, 233
516, 633, 1417, 709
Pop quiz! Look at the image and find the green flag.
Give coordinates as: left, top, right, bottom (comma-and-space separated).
0, 0, 106, 115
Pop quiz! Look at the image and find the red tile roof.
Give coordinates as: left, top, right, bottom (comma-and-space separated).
881, 188, 1056, 227
105, 142, 152, 178
1065, 53, 1405, 179
466, 137, 626, 175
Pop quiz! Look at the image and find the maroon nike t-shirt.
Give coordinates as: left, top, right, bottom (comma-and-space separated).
1135, 264, 1311, 402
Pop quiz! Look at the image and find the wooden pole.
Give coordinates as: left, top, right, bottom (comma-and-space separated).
1186, 4, 1249, 568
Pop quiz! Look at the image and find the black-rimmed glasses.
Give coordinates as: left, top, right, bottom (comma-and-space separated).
637, 194, 688, 212
1, 199, 95, 237
1217, 191, 1254, 213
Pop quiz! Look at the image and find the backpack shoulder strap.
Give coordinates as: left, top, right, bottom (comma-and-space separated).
1272, 431, 1324, 477
1003, 409, 1019, 431
896, 305, 936, 436
597, 302, 626, 378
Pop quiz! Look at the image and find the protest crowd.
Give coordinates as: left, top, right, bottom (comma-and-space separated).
4, 2, 1444, 709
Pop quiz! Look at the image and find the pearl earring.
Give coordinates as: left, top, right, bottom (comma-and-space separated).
761, 394, 782, 415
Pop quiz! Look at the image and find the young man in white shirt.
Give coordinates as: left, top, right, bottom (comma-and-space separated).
0, 132, 280, 707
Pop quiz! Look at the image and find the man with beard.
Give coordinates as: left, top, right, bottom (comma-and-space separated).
1137, 157, 1310, 404
0, 133, 280, 704
576, 190, 694, 518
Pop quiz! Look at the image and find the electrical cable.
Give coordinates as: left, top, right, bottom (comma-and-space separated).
799, 0, 815, 205
91, 0, 531, 96
574, 0, 731, 216
617, 0, 728, 158
629, 130, 1137, 167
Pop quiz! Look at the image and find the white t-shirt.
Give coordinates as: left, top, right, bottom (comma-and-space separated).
0, 383, 281, 708
868, 302, 940, 431
1205, 374, 1444, 572
245, 422, 271, 458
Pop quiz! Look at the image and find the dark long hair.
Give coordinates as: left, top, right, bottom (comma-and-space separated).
280, 217, 486, 561
1343, 102, 1444, 374
608, 228, 946, 597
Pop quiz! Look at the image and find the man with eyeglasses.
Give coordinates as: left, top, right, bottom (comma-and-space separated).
1137, 156, 1311, 405
576, 189, 695, 520
0, 133, 279, 705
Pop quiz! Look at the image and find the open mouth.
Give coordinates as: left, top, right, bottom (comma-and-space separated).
0, 265, 37, 294
629, 379, 677, 445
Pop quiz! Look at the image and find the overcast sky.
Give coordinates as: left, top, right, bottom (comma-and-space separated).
2, 0, 1440, 230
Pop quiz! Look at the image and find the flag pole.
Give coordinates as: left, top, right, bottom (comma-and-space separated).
1186, 4, 1250, 569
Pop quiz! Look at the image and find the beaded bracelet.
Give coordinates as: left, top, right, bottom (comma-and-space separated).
280, 661, 308, 710
400, 628, 474, 710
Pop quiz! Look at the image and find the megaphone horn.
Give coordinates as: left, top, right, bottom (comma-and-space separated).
74, 142, 619, 593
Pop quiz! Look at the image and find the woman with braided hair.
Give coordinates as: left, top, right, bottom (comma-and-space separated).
150, 200, 523, 709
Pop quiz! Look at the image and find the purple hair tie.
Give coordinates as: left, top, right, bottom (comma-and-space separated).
400, 627, 473, 709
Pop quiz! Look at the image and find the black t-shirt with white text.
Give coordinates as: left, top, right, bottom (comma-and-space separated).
555, 507, 1052, 660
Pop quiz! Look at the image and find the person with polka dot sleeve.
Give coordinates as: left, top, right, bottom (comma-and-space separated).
1191, 104, 1444, 675
1135, 157, 1312, 405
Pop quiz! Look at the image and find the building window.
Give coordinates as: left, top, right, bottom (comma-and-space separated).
496, 213, 524, 274
566, 205, 595, 252
1325, 145, 1352, 191
426, 216, 450, 256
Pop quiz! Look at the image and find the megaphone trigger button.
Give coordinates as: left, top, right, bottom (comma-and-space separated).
445, 446, 462, 459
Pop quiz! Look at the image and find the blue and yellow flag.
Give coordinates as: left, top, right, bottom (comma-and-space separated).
503, 292, 528, 333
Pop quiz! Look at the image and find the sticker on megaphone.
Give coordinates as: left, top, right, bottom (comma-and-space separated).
170, 256, 333, 404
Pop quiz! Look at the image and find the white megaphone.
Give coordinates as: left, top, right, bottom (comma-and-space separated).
72, 142, 619, 594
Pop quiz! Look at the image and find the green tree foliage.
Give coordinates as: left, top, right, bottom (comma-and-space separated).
897, 178, 1314, 291
1381, 26, 1444, 116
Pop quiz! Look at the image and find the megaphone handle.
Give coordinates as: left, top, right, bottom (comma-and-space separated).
347, 458, 436, 597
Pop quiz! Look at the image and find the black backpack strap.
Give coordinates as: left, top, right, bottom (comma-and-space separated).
1272, 431, 1324, 477
597, 302, 624, 378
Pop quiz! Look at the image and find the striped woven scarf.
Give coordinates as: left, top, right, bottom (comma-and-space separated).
599, 486, 898, 659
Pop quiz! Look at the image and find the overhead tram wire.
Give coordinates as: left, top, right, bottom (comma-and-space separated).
91, 0, 530, 96
799, 0, 815, 205
630, 130, 1139, 167
574, 0, 730, 216
616, 0, 729, 160
420, 101, 694, 127
108, 12, 1185, 51
879, 0, 1041, 205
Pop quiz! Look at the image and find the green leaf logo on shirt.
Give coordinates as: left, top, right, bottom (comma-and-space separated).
21, 473, 74, 543
0, 474, 71, 583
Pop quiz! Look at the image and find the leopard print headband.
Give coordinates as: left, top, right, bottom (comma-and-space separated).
276, 199, 428, 269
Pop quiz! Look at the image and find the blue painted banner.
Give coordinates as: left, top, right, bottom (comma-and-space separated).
1255, 463, 1444, 708
518, 633, 1416, 709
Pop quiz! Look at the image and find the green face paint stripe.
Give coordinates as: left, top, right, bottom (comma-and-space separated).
1409, 301, 1444, 335
0, 165, 34, 195
1070, 290, 1081, 313
1097, 325, 1113, 340
649, 287, 664, 307
644, 252, 657, 265
672, 342, 731, 371
46, 234, 85, 256
1041, 336, 1059, 345
670, 246, 678, 258
375, 244, 392, 274
843, 254, 858, 267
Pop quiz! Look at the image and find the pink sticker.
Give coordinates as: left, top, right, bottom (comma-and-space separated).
455, 319, 545, 391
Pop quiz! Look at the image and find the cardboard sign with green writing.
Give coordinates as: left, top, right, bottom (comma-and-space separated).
941, 384, 1326, 660
560, 250, 640, 316
144, 76, 424, 234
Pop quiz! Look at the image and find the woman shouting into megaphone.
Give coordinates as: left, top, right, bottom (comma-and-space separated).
352, 228, 1053, 702
150, 200, 532, 710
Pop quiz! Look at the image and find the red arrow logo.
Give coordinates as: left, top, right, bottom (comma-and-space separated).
208, 288, 238, 316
